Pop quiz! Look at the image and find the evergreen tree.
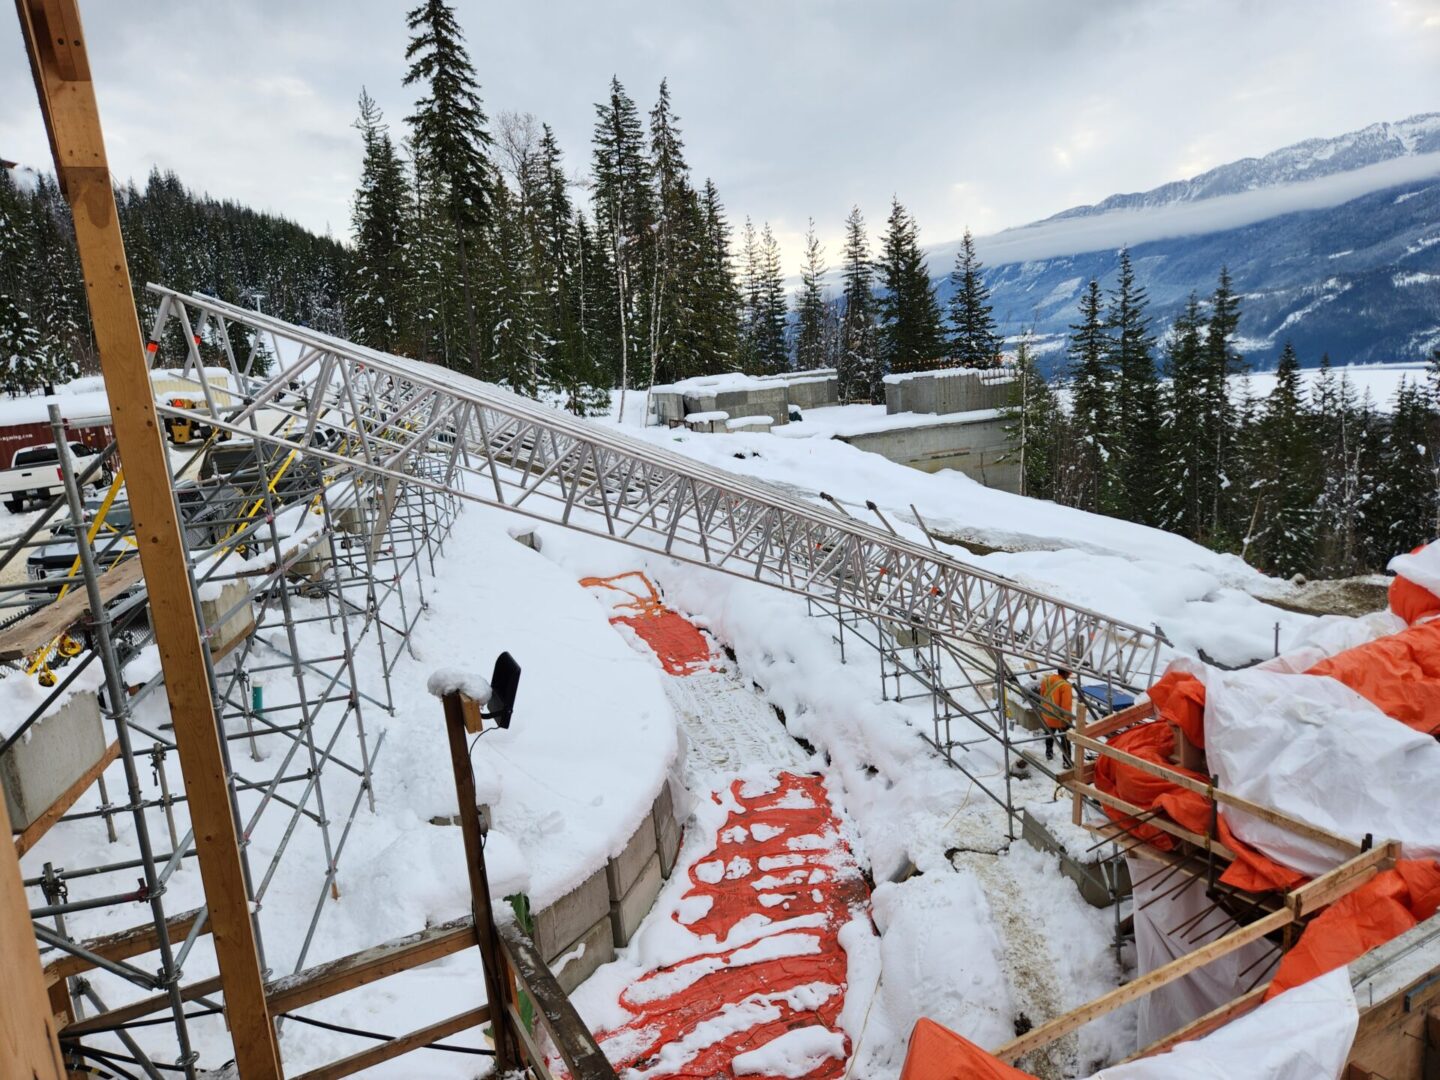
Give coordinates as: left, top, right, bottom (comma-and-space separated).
1066, 278, 1112, 512
1200, 266, 1245, 543
838, 206, 878, 402
1250, 342, 1319, 576
693, 179, 741, 375
793, 220, 828, 371
1156, 295, 1207, 537
947, 228, 1000, 368
876, 197, 944, 377
349, 89, 411, 354
738, 222, 787, 375
1003, 333, 1061, 499
566, 211, 614, 414
485, 177, 544, 393
1373, 377, 1440, 557
591, 77, 653, 413
0, 170, 44, 394
1108, 248, 1160, 520
404, 0, 495, 377
645, 80, 704, 386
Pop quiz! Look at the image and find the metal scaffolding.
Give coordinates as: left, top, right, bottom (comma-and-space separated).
5, 287, 1162, 1072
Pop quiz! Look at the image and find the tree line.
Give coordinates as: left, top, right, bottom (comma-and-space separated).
1007, 250, 1440, 579
0, 164, 347, 393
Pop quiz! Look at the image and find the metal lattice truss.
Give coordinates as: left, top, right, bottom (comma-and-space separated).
148, 286, 1166, 690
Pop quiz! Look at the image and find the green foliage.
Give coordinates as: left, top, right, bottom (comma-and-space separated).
876, 198, 944, 377
947, 229, 1000, 368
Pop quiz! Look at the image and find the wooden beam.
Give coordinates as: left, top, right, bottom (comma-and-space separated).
993, 907, 1293, 1064
0, 558, 143, 661
14, 741, 120, 857
287, 1007, 489, 1080
1070, 780, 1239, 862
61, 976, 222, 1039
1288, 842, 1399, 919
442, 690, 519, 1070
1081, 700, 1157, 741
43, 907, 204, 986
266, 916, 477, 1014
15, 2, 282, 1075
1071, 732, 1362, 855
1121, 983, 1269, 1062
0, 792, 67, 1080
500, 922, 617, 1079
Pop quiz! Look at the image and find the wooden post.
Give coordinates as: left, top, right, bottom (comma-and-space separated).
0, 793, 68, 1080
14, 2, 283, 1075
441, 690, 519, 1069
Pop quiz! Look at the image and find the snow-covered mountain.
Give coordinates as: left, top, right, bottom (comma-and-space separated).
943, 115, 1440, 374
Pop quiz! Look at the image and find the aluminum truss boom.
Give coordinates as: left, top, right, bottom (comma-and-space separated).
149, 286, 1166, 690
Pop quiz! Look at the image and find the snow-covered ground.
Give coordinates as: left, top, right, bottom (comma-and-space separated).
15, 377, 1394, 1077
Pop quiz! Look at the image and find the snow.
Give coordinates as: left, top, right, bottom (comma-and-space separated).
424, 667, 492, 703
1390, 541, 1440, 596
732, 1026, 848, 1076
0, 368, 236, 427
686, 410, 729, 423
779, 403, 1005, 438
727, 415, 773, 429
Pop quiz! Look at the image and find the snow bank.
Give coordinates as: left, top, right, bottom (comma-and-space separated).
871, 874, 1016, 1050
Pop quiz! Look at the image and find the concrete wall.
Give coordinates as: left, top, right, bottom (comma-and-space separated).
837, 415, 1021, 493
531, 779, 684, 993
650, 373, 838, 428
1, 691, 106, 830
885, 369, 1014, 416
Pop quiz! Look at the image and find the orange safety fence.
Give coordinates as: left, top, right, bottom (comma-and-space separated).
593, 773, 870, 1079
580, 572, 714, 676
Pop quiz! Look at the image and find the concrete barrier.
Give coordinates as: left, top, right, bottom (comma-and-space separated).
885, 368, 1015, 416
1020, 808, 1131, 908
199, 581, 256, 661
836, 414, 1020, 493
1, 691, 106, 831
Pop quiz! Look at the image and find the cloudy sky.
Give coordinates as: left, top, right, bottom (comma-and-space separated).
3, 1, 1439, 269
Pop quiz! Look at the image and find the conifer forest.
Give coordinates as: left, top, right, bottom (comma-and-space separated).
2, 0, 1436, 583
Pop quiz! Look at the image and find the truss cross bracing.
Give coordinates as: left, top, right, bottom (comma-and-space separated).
148, 286, 1166, 693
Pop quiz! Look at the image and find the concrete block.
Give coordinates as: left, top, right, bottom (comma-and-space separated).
610, 851, 664, 947
725, 416, 772, 433
653, 783, 682, 878
533, 865, 610, 961
606, 813, 658, 901
550, 915, 616, 993
650, 391, 687, 426
1, 691, 106, 830
199, 580, 255, 661
682, 392, 719, 416
1020, 809, 1130, 908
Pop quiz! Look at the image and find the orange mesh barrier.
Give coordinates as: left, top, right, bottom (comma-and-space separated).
581, 572, 714, 675
898, 1018, 1036, 1080
592, 773, 869, 1079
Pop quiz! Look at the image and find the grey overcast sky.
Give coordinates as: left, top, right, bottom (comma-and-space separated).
3, 1, 1439, 270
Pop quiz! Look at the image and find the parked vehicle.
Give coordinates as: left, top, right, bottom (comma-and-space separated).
0, 442, 112, 512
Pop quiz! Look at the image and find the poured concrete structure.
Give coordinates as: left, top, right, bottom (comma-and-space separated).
650, 370, 840, 429
884, 366, 1015, 416
1, 691, 106, 831
836, 412, 1020, 492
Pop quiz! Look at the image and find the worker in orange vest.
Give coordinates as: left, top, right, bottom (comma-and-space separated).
1038, 667, 1075, 766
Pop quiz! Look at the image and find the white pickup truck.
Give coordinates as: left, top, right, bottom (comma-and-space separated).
0, 442, 112, 512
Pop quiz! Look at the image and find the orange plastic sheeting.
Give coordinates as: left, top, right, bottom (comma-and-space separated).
1147, 669, 1207, 749
594, 773, 870, 1079
1390, 544, 1440, 625
1093, 724, 1306, 892
1307, 618, 1440, 736
898, 1018, 1035, 1080
581, 572, 714, 675
1266, 859, 1440, 1001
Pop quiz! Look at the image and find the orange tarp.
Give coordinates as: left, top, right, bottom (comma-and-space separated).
1147, 669, 1207, 748
898, 1019, 1035, 1080
1266, 859, 1440, 1000
1388, 544, 1440, 626
1307, 618, 1440, 736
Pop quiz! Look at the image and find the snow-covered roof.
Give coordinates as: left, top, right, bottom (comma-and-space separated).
0, 368, 235, 428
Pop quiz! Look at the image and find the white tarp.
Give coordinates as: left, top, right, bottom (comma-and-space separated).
1390, 541, 1440, 598
1091, 966, 1358, 1079
1126, 851, 1277, 1046
1168, 658, 1440, 876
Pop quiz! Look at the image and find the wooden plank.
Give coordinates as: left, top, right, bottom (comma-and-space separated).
1288, 842, 1399, 919
0, 558, 143, 661
13, 741, 120, 857
500, 921, 617, 1080
1071, 781, 1239, 862
16, 3, 283, 1075
61, 976, 222, 1038
287, 1007, 489, 1080
43, 907, 204, 985
1072, 732, 1362, 855
267, 916, 477, 1014
993, 907, 1293, 1064
1082, 700, 1156, 741
443, 690, 519, 1070
1121, 984, 1268, 1062
0, 789, 67, 1080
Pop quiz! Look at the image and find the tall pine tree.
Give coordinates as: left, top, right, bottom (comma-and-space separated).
349, 89, 411, 354
793, 220, 828, 371
876, 198, 944, 377
947, 228, 1000, 368
839, 206, 879, 402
